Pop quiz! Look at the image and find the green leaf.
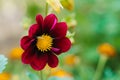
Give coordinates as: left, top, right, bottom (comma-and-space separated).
0, 55, 8, 73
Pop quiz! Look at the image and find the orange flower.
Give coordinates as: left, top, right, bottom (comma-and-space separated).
64, 54, 80, 66
0, 72, 11, 80
9, 47, 24, 60
50, 68, 72, 77
98, 43, 116, 57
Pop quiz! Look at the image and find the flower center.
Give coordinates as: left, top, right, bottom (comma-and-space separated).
36, 34, 53, 52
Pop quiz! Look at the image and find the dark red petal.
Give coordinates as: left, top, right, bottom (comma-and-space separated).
50, 22, 67, 38
48, 53, 58, 68
29, 24, 41, 38
43, 14, 58, 32
20, 36, 34, 50
36, 14, 43, 26
51, 47, 61, 54
21, 46, 35, 64
30, 53, 48, 70
53, 37, 71, 55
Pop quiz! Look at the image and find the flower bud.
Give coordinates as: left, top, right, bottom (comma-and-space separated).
61, 0, 74, 11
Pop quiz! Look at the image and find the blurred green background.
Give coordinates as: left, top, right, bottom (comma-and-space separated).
0, 0, 120, 80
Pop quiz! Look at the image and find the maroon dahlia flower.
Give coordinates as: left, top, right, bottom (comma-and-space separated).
20, 14, 71, 70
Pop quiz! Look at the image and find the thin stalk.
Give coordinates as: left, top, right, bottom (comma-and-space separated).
46, 67, 52, 80
39, 71, 43, 80
45, 2, 48, 15
93, 55, 108, 80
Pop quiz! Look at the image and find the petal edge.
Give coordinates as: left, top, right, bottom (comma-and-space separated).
53, 37, 71, 54
30, 53, 48, 70
48, 53, 58, 68
50, 22, 67, 38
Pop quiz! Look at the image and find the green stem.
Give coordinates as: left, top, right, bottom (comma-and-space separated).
45, 2, 48, 15
46, 68, 52, 80
39, 71, 43, 80
93, 55, 108, 80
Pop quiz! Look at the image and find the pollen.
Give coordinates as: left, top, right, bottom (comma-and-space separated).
36, 34, 53, 52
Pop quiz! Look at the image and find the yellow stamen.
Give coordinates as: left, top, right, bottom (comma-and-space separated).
36, 34, 53, 52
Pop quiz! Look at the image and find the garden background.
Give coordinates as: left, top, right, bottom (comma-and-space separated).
0, 0, 120, 80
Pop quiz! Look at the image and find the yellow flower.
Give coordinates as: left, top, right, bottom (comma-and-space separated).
61, 0, 74, 11
98, 43, 116, 57
0, 72, 11, 80
64, 54, 80, 66
50, 68, 72, 77
46, 0, 63, 13
11, 74, 19, 80
9, 47, 24, 60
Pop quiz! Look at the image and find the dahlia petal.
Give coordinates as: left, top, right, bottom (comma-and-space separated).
30, 53, 48, 70
43, 14, 58, 32
51, 47, 61, 54
36, 14, 43, 26
22, 46, 35, 64
29, 24, 41, 38
48, 53, 58, 68
53, 37, 71, 55
50, 22, 67, 38
20, 36, 34, 50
